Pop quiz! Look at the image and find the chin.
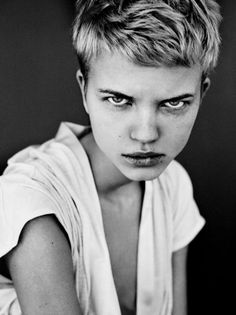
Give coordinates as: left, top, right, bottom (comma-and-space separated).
122, 166, 168, 182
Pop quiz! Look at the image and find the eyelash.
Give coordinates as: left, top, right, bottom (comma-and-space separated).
163, 100, 190, 111
106, 96, 131, 107
103, 96, 190, 111
102, 96, 132, 109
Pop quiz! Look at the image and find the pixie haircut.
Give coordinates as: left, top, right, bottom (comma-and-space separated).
72, 0, 221, 80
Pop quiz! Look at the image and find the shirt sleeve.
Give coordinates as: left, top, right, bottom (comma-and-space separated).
0, 173, 58, 258
163, 161, 206, 252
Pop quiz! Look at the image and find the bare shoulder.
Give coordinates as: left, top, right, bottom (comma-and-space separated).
5, 215, 81, 315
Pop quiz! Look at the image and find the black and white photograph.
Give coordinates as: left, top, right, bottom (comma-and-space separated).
0, 1, 235, 314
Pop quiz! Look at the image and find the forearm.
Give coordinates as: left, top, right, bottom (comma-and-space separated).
172, 246, 188, 315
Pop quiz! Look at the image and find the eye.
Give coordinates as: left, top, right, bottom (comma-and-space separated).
107, 96, 129, 106
164, 100, 186, 109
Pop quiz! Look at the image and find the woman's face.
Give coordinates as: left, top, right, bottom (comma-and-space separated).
78, 51, 207, 182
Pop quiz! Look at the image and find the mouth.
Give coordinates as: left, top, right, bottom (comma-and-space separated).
121, 152, 165, 167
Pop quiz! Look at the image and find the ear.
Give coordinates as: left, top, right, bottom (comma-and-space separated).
76, 69, 89, 114
201, 76, 211, 99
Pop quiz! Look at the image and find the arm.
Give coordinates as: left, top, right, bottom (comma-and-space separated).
172, 245, 188, 315
5, 215, 82, 315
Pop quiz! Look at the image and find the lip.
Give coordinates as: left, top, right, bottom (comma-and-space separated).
122, 152, 165, 167
123, 152, 164, 158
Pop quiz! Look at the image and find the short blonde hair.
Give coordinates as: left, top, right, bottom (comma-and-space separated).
73, 0, 222, 79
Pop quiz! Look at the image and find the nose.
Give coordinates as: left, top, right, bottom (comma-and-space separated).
130, 108, 159, 144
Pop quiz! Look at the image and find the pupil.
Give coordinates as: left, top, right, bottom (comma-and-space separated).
170, 101, 179, 105
114, 97, 122, 102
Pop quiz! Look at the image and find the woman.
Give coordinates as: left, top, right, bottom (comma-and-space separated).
0, 0, 221, 314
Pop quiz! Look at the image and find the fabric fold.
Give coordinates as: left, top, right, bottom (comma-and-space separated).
0, 122, 205, 315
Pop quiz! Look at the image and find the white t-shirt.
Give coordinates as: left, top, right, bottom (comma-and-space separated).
0, 122, 205, 315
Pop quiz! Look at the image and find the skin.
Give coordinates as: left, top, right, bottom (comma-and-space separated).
172, 246, 188, 315
6, 216, 82, 315
5, 50, 210, 315
78, 51, 209, 192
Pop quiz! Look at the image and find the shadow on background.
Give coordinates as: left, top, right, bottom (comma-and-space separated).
0, 1, 235, 314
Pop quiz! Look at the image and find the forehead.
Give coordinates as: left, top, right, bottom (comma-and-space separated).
88, 51, 202, 97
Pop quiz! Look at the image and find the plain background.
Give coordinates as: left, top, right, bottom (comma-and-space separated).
0, 1, 235, 314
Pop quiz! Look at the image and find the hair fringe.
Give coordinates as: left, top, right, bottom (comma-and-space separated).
73, 0, 222, 78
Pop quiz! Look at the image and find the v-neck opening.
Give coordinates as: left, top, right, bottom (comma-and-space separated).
86, 169, 152, 315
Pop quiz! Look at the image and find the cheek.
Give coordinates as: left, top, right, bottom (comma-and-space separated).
89, 113, 122, 152
88, 105, 125, 141
168, 113, 198, 153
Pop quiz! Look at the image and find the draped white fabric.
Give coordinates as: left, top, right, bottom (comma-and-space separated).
0, 122, 205, 315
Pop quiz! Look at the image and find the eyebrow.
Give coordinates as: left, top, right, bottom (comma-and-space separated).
161, 93, 195, 103
98, 89, 194, 102
98, 89, 133, 100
